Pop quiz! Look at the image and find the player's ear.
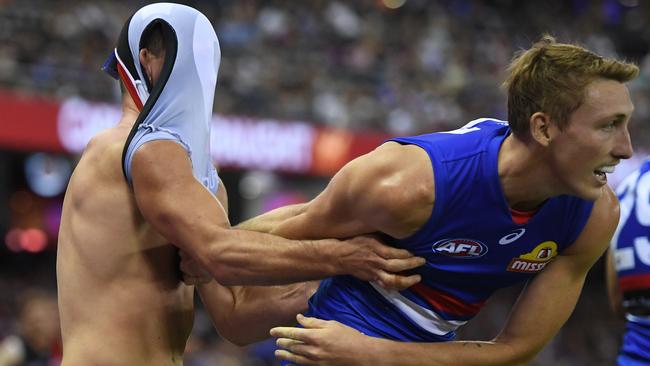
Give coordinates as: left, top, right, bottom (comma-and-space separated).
529, 112, 555, 147
139, 48, 153, 84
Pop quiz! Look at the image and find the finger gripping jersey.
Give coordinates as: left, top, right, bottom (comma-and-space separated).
308, 119, 594, 342
611, 158, 650, 364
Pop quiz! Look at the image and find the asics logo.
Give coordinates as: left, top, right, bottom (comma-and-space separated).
498, 229, 526, 245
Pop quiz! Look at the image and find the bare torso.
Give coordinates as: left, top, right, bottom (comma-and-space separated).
57, 124, 211, 365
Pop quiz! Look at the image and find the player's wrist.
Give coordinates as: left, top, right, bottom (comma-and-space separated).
316, 239, 353, 276
359, 336, 390, 366
328, 238, 364, 277
303, 239, 343, 277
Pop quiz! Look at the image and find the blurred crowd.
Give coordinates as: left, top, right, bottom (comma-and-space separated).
1, 0, 649, 365
1, 0, 650, 144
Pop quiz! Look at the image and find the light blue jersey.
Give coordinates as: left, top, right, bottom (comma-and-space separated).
107, 3, 221, 195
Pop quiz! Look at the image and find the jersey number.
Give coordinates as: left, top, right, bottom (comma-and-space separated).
615, 169, 650, 270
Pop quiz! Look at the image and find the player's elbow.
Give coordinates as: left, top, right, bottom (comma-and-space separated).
200, 230, 242, 286
202, 251, 233, 285
218, 330, 260, 347
207, 266, 239, 286
206, 308, 262, 346
217, 314, 271, 346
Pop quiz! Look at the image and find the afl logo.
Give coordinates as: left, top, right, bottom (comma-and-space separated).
432, 239, 488, 258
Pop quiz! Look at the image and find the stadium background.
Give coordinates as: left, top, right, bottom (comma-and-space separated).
1, 0, 649, 364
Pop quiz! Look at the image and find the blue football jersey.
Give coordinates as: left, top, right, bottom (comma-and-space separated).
611, 158, 650, 365
307, 118, 594, 341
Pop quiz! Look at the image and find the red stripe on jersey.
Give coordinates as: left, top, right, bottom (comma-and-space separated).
117, 63, 144, 111
410, 283, 486, 318
620, 274, 650, 292
510, 207, 538, 225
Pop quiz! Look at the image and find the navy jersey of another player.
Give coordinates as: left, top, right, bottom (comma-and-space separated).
306, 119, 594, 342
612, 158, 650, 365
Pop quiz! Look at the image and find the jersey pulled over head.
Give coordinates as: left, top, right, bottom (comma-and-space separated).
103, 2, 221, 193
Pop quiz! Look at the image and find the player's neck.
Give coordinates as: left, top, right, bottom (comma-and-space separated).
117, 93, 140, 129
498, 134, 558, 211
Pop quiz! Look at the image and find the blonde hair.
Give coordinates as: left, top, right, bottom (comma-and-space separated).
503, 35, 639, 139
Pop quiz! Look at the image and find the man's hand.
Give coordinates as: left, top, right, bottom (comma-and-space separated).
271, 314, 376, 366
179, 250, 212, 286
338, 235, 425, 291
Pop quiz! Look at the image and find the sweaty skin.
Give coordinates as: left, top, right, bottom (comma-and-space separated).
58, 24, 424, 365
56, 94, 329, 363
256, 79, 634, 365
56, 95, 200, 365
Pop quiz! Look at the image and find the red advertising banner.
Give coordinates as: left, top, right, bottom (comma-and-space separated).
0, 91, 390, 176
0, 91, 63, 152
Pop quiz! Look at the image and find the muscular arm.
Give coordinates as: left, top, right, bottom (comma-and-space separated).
198, 281, 319, 346
242, 141, 434, 240
272, 187, 620, 366
195, 184, 317, 345
237, 203, 307, 233
196, 142, 430, 344
131, 140, 419, 286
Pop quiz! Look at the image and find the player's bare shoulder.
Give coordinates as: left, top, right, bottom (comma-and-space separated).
373, 141, 434, 208
349, 141, 434, 238
65, 126, 132, 208
563, 185, 619, 259
77, 127, 129, 181
594, 184, 621, 234
588, 185, 620, 234
600, 184, 620, 214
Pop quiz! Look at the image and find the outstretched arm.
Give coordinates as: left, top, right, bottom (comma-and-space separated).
131, 140, 421, 286
193, 142, 431, 344
241, 142, 435, 241
179, 184, 320, 345
231, 141, 434, 289
271, 187, 619, 365
237, 203, 307, 234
